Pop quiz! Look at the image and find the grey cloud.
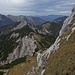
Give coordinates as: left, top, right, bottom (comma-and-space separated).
0, 0, 75, 15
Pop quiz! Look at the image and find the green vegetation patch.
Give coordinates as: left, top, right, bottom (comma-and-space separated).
0, 57, 26, 69
0, 72, 5, 75
0, 34, 19, 61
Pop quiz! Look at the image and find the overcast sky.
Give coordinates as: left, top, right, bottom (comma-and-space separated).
0, 0, 75, 16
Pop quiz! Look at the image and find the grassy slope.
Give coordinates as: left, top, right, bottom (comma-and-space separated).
33, 33, 56, 51
7, 56, 36, 75
45, 28, 75, 75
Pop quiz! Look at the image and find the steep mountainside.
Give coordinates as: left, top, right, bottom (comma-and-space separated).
45, 5, 75, 75
0, 14, 14, 27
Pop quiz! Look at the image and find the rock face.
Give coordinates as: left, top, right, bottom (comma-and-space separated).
0, 36, 37, 65
59, 5, 75, 36
12, 21, 27, 31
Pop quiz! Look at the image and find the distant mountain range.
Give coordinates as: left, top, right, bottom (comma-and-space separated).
0, 14, 45, 27
0, 14, 67, 27
38, 15, 64, 21
7, 15, 45, 26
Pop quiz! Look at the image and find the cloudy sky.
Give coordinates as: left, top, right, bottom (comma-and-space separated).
0, 0, 75, 16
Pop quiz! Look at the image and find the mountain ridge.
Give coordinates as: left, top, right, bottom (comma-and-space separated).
38, 15, 64, 21
7, 15, 46, 26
